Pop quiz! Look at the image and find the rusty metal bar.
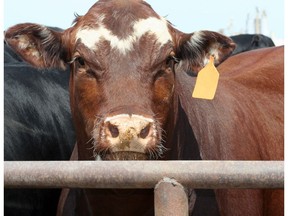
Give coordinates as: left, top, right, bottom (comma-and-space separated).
154, 178, 189, 216
4, 161, 283, 189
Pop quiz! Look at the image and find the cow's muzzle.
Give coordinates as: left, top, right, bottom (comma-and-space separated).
93, 114, 165, 160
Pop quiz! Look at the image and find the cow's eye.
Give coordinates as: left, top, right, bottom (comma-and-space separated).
153, 67, 173, 83
154, 69, 166, 81
76, 57, 85, 67
166, 55, 179, 67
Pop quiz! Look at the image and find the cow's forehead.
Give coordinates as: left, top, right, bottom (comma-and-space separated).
75, 15, 172, 54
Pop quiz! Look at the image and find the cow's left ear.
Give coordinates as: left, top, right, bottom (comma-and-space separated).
5, 23, 68, 69
175, 31, 236, 73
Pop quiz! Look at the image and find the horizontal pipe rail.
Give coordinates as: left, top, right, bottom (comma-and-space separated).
4, 161, 283, 189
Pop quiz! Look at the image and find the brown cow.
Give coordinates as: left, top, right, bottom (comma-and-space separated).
176, 46, 284, 216
4, 0, 283, 215
4, 0, 235, 161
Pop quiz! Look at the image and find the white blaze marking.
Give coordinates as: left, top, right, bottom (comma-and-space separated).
76, 17, 172, 54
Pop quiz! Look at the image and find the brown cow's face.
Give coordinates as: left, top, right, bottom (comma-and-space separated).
68, 1, 177, 160
4, 0, 235, 161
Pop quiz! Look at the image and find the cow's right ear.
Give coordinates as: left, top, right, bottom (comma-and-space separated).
5, 23, 68, 69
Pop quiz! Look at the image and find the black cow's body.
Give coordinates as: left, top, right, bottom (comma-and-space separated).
4, 42, 75, 216
230, 34, 275, 55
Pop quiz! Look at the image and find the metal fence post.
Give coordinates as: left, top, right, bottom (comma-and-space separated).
154, 177, 189, 216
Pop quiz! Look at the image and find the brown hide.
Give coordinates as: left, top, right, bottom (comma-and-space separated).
175, 46, 284, 216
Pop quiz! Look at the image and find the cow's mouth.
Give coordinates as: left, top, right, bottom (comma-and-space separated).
101, 151, 149, 160
94, 144, 168, 161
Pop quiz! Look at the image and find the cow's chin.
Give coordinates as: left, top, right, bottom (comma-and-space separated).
101, 151, 149, 160
93, 142, 168, 160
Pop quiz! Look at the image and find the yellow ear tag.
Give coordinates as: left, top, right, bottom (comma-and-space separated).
192, 56, 219, 100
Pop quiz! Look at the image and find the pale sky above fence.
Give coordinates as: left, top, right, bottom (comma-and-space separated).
3, 0, 285, 44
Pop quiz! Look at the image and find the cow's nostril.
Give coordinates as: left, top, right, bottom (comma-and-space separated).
108, 123, 119, 138
139, 124, 151, 139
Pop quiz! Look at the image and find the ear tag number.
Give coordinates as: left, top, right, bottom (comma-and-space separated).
192, 56, 219, 100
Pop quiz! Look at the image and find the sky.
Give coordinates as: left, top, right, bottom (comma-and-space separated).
3, 0, 285, 45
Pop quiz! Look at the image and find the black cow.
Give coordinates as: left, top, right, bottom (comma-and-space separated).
4, 42, 75, 216
230, 34, 275, 55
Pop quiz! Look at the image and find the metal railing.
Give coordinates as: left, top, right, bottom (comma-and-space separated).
4, 160, 284, 216
5, 161, 283, 189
